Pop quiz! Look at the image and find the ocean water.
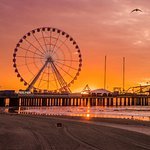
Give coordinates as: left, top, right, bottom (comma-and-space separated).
16, 106, 150, 121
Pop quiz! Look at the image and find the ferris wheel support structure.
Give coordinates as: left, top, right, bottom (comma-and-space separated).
26, 56, 71, 92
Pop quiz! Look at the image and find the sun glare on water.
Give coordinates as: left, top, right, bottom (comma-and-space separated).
86, 113, 90, 118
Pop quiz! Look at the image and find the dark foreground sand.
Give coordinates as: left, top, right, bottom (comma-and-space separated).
0, 114, 150, 150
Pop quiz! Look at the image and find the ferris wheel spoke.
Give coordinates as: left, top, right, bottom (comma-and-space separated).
51, 33, 60, 53
17, 55, 44, 60
55, 61, 77, 71
25, 56, 34, 76
19, 46, 44, 57
55, 58, 78, 62
58, 38, 68, 49
54, 63, 73, 78
49, 30, 52, 54
41, 31, 48, 53
51, 38, 68, 56
32, 33, 47, 54
24, 39, 45, 55
17, 60, 43, 67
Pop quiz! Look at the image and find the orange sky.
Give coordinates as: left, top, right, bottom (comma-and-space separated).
1, 0, 150, 92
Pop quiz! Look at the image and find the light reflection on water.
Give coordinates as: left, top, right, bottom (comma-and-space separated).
18, 106, 150, 121
1, 106, 150, 121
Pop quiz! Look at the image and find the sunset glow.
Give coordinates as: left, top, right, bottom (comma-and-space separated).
86, 114, 90, 118
1, 0, 150, 92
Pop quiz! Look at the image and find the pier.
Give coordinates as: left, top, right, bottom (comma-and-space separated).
0, 93, 150, 107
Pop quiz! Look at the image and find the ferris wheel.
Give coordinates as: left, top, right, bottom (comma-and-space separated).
13, 27, 82, 93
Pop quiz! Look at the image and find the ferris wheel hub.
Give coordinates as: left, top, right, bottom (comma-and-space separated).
47, 57, 53, 62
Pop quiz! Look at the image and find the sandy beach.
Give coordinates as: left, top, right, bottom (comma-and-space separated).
0, 113, 150, 150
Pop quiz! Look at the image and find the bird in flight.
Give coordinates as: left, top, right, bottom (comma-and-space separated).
131, 8, 142, 13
